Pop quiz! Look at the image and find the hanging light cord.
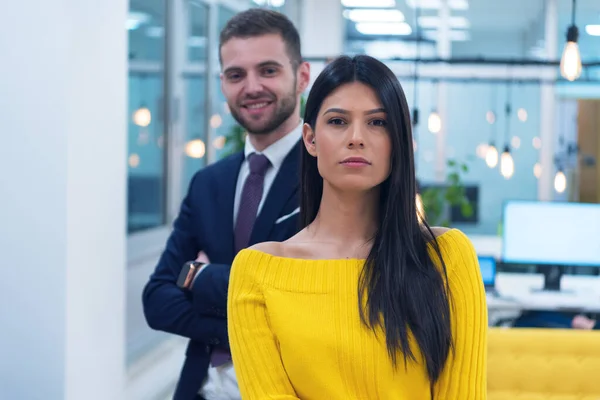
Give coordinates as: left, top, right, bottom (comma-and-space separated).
557, 102, 567, 169
412, 5, 421, 180
503, 82, 513, 148
490, 85, 497, 143
412, 5, 421, 125
411, 5, 421, 181
413, 5, 421, 108
431, 80, 438, 110
560, 102, 566, 148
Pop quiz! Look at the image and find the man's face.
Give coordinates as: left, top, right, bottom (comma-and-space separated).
220, 34, 301, 135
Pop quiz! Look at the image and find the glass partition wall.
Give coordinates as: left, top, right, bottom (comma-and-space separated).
126, 0, 249, 364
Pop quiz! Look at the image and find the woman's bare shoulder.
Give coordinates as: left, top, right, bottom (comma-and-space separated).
246, 230, 314, 259
246, 241, 285, 257
421, 225, 452, 241
430, 226, 451, 238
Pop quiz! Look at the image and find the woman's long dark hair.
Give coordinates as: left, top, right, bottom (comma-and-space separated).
300, 55, 452, 396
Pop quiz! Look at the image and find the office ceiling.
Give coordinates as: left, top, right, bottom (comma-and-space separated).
454, 0, 599, 36
464, 0, 544, 32
374, 0, 599, 32
343, 0, 600, 58
126, 0, 600, 59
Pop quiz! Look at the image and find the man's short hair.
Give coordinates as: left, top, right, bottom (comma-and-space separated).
219, 8, 302, 69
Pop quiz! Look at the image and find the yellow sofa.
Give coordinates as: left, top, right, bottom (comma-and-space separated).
488, 328, 600, 400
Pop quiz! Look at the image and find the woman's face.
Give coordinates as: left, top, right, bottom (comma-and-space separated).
303, 82, 392, 192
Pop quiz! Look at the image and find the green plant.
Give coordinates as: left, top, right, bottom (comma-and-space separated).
420, 159, 473, 227
222, 124, 246, 157
222, 96, 306, 156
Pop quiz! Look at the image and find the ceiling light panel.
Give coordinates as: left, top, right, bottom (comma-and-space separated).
356, 22, 412, 35
344, 9, 405, 22
585, 24, 600, 36
406, 0, 468, 10
127, 11, 150, 30
341, 0, 396, 7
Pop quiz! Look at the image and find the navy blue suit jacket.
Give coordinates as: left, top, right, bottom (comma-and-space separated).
142, 142, 302, 400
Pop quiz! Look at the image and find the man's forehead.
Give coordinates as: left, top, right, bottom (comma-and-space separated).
220, 34, 290, 70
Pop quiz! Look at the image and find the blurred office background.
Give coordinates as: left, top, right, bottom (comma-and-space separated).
1, 0, 600, 399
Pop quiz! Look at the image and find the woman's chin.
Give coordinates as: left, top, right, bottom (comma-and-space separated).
326, 177, 383, 193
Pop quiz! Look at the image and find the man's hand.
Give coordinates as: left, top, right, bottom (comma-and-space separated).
196, 251, 210, 264
572, 314, 596, 330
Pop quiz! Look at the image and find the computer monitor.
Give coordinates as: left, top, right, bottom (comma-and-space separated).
478, 255, 496, 288
502, 200, 600, 291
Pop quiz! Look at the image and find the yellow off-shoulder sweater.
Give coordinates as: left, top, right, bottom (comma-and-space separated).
227, 229, 487, 399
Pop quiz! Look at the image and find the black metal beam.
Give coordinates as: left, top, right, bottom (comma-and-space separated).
304, 56, 600, 68
395, 75, 600, 85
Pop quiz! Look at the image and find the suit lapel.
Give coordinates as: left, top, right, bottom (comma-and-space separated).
250, 141, 301, 245
215, 152, 244, 257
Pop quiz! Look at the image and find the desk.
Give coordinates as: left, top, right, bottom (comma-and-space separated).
486, 273, 600, 325
495, 273, 600, 312
486, 294, 522, 326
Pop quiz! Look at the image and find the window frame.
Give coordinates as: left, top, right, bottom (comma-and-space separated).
126, 0, 250, 370
127, 0, 247, 263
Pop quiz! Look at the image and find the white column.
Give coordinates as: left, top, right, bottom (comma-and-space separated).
301, 0, 343, 58
0, 1, 127, 399
167, 0, 188, 222
435, 0, 451, 182
206, 3, 220, 164
538, 0, 558, 201
282, 0, 303, 29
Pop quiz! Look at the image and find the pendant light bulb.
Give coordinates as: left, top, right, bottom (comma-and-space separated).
485, 144, 498, 168
500, 146, 514, 179
560, 26, 582, 81
133, 106, 152, 127
554, 169, 567, 193
185, 139, 206, 159
533, 163, 542, 179
428, 110, 441, 134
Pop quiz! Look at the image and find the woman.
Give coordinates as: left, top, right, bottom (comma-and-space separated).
227, 55, 487, 399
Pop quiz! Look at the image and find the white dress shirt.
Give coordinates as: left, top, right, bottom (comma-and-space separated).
233, 122, 303, 227
198, 122, 302, 400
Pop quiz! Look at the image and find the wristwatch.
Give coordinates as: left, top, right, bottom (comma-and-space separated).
177, 261, 205, 290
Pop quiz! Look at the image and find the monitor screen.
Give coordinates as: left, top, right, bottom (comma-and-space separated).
478, 256, 496, 286
502, 200, 600, 266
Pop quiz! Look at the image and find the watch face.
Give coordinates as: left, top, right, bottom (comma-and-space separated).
177, 261, 201, 289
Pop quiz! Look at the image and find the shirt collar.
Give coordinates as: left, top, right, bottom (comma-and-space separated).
244, 121, 303, 170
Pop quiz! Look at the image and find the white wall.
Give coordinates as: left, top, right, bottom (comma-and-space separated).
301, 0, 343, 58
0, 1, 128, 399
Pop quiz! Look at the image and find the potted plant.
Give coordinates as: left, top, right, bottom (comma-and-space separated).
419, 159, 474, 227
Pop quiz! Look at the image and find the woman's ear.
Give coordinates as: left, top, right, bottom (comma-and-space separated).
302, 123, 317, 157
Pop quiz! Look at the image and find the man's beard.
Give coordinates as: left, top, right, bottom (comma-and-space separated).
229, 85, 298, 135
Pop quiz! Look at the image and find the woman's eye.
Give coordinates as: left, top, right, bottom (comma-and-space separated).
370, 119, 387, 127
328, 118, 346, 125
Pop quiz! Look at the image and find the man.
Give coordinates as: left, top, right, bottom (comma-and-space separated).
514, 311, 598, 330
142, 9, 310, 400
